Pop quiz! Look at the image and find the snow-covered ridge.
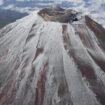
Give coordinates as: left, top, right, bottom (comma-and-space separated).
0, 8, 105, 105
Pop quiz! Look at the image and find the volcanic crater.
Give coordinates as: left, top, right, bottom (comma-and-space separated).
38, 6, 82, 23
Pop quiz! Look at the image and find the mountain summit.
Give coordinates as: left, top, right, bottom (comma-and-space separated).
0, 7, 105, 105
38, 6, 82, 23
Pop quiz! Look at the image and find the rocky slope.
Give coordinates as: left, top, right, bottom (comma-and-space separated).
0, 7, 105, 105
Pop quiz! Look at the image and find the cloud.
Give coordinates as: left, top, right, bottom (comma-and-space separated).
0, 0, 105, 28
16, 0, 25, 1
0, 0, 3, 5
3, 4, 14, 9
57, 0, 105, 28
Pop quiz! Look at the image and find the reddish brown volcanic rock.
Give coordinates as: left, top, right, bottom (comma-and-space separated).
0, 7, 105, 105
38, 6, 80, 23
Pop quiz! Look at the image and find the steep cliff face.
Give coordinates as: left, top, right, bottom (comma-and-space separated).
0, 7, 105, 105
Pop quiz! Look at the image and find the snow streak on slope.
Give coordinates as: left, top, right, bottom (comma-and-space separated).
0, 9, 105, 105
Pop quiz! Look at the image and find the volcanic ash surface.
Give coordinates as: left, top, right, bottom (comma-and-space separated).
0, 7, 105, 105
